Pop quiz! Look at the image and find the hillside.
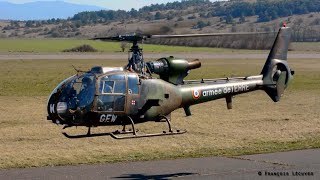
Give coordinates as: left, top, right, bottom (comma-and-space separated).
69, 0, 319, 25
0, 0, 319, 49
0, 1, 104, 20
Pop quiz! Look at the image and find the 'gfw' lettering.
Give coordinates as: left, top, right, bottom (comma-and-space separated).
100, 114, 117, 123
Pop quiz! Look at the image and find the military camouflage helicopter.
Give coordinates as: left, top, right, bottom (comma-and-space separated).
47, 26, 294, 139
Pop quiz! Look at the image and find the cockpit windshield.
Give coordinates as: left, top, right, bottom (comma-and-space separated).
58, 73, 96, 112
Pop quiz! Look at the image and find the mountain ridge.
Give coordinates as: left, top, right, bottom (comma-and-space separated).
0, 0, 319, 44
0, 1, 104, 20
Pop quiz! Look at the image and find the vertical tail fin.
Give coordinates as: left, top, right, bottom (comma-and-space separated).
261, 27, 294, 102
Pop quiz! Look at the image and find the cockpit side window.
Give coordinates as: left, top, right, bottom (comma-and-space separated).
101, 81, 114, 94
97, 73, 126, 112
101, 74, 125, 81
114, 96, 125, 111
114, 81, 126, 94
128, 74, 139, 94
97, 96, 114, 112
77, 75, 95, 108
110, 74, 125, 81
100, 74, 126, 94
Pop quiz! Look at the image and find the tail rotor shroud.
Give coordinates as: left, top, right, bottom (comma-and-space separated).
261, 27, 294, 102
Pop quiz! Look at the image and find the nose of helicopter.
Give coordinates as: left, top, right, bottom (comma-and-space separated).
47, 96, 69, 124
47, 91, 92, 124
47, 73, 96, 125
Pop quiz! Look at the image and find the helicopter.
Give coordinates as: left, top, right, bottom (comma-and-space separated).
47, 26, 294, 139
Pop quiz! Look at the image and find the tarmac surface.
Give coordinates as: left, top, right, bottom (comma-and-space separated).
0, 149, 319, 180
0, 52, 319, 60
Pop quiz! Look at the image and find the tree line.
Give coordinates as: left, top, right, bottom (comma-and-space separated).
214, 0, 320, 22
1, 0, 319, 43
5, 0, 319, 30
70, 0, 319, 25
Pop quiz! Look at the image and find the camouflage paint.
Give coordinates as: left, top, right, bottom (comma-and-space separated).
47, 27, 294, 130
179, 77, 263, 107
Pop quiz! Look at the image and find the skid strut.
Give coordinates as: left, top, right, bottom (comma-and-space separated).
62, 115, 186, 139
62, 124, 136, 139
110, 115, 186, 139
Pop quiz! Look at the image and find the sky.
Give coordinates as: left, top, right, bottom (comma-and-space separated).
0, 0, 219, 10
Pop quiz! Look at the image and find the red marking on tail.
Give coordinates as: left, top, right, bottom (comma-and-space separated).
283, 22, 287, 27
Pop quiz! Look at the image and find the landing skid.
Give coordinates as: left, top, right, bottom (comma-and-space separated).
63, 132, 111, 139
110, 129, 186, 139
62, 115, 186, 139
62, 130, 135, 139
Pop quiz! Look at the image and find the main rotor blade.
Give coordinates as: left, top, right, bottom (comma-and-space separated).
150, 32, 273, 39
90, 31, 274, 42
90, 34, 146, 42
90, 36, 133, 41
90, 37, 112, 41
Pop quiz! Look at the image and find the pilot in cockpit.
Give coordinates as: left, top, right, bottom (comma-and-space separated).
78, 77, 95, 107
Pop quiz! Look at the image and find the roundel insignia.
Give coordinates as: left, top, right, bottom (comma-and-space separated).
192, 89, 201, 99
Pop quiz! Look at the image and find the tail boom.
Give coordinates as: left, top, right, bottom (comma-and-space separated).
179, 77, 263, 108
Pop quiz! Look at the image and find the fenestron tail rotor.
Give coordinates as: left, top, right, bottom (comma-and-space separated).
261, 27, 294, 102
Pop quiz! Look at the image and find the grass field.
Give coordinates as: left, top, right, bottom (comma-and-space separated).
0, 39, 248, 53
0, 58, 319, 169
290, 42, 320, 52
0, 39, 319, 53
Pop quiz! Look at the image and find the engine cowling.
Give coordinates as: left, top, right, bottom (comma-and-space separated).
147, 56, 201, 85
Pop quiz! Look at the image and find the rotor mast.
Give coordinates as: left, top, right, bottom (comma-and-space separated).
127, 39, 145, 75
91, 31, 274, 76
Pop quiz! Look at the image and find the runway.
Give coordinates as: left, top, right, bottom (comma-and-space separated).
0, 149, 319, 180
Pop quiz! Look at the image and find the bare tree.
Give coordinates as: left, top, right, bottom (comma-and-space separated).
120, 42, 128, 52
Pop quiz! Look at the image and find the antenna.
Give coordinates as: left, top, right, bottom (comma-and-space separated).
72, 65, 85, 73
